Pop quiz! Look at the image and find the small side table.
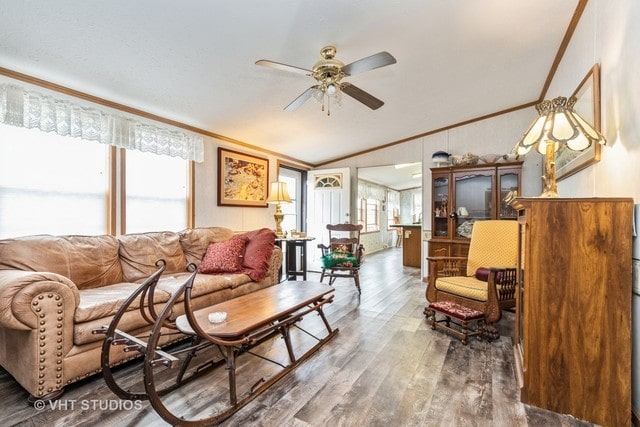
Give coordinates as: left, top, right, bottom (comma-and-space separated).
275, 237, 315, 281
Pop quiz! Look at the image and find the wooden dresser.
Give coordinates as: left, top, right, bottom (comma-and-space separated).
512, 197, 633, 427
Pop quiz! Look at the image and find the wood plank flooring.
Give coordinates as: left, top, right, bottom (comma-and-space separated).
0, 248, 596, 426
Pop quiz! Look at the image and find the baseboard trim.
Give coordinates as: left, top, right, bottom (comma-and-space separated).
632, 406, 639, 427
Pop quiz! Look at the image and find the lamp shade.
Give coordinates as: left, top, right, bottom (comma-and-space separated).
266, 181, 291, 204
514, 95, 606, 198
515, 96, 606, 156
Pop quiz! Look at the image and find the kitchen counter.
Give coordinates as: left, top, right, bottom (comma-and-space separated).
389, 224, 422, 267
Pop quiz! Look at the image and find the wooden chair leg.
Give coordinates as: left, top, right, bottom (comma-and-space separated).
354, 271, 361, 294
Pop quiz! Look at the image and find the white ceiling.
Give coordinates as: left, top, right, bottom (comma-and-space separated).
0, 1, 579, 167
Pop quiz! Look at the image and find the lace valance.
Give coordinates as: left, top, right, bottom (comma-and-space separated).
0, 84, 204, 162
357, 180, 387, 200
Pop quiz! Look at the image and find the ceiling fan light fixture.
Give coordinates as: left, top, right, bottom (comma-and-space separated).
256, 45, 396, 115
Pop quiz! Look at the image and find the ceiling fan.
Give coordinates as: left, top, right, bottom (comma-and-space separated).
256, 45, 396, 115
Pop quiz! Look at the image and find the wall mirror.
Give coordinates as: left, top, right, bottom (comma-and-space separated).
556, 63, 602, 180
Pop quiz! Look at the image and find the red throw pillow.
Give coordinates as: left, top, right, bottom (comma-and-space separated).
198, 237, 247, 274
236, 228, 276, 281
475, 267, 503, 282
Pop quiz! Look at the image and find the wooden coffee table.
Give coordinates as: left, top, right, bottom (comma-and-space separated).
149, 280, 338, 425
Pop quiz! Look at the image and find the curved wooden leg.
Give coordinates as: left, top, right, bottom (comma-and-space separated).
481, 323, 500, 341
424, 308, 435, 329
353, 271, 361, 294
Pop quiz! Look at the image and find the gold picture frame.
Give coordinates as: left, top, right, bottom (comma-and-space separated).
556, 63, 602, 180
217, 147, 269, 207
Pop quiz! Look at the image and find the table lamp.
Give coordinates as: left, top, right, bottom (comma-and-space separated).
266, 181, 291, 237
514, 96, 606, 197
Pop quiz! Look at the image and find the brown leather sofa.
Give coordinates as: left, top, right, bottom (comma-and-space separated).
0, 227, 282, 401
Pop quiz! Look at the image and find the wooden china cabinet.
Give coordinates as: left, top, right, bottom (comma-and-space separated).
428, 161, 522, 261
511, 197, 632, 427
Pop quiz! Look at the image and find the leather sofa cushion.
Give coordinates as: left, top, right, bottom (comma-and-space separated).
179, 227, 235, 265
156, 271, 251, 301
0, 234, 123, 290
74, 306, 171, 347
74, 282, 171, 323
118, 232, 187, 282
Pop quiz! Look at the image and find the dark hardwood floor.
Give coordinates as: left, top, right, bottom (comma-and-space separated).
1, 248, 595, 426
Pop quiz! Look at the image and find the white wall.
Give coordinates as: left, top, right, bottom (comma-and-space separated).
546, 0, 640, 415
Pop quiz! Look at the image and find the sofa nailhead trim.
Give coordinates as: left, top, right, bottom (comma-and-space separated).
33, 293, 65, 397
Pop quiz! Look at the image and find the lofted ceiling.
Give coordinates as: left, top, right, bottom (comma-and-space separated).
0, 1, 580, 168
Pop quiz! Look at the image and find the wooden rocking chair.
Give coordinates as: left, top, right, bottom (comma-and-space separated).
318, 223, 365, 294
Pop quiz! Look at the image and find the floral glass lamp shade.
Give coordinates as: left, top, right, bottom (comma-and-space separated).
514, 96, 606, 197
266, 181, 291, 237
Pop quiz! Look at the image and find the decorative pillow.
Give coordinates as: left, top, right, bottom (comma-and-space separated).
198, 237, 247, 274
235, 228, 276, 281
179, 227, 235, 265
321, 251, 359, 269
474, 267, 503, 282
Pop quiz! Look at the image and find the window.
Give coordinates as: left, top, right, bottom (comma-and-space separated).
278, 165, 306, 234
124, 150, 188, 233
358, 197, 380, 233
413, 191, 422, 223
0, 124, 108, 238
0, 123, 193, 239
387, 190, 400, 229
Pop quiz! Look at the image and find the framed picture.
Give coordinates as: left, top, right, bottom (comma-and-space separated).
217, 147, 269, 207
556, 64, 602, 180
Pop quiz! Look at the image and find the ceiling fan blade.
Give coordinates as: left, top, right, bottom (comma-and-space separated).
284, 86, 318, 111
341, 51, 396, 76
341, 83, 384, 110
255, 59, 311, 75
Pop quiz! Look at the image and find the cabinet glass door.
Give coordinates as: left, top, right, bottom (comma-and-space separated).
498, 170, 519, 220
432, 175, 449, 238
453, 171, 493, 239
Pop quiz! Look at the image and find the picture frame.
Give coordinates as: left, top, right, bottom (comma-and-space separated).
217, 147, 269, 207
556, 63, 602, 181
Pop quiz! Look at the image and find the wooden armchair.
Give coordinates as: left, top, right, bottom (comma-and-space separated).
318, 223, 365, 294
425, 220, 518, 340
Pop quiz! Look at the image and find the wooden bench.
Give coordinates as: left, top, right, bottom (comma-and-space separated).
425, 301, 485, 345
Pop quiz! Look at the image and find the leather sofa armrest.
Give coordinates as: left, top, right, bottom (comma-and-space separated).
265, 245, 283, 286
0, 270, 79, 330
